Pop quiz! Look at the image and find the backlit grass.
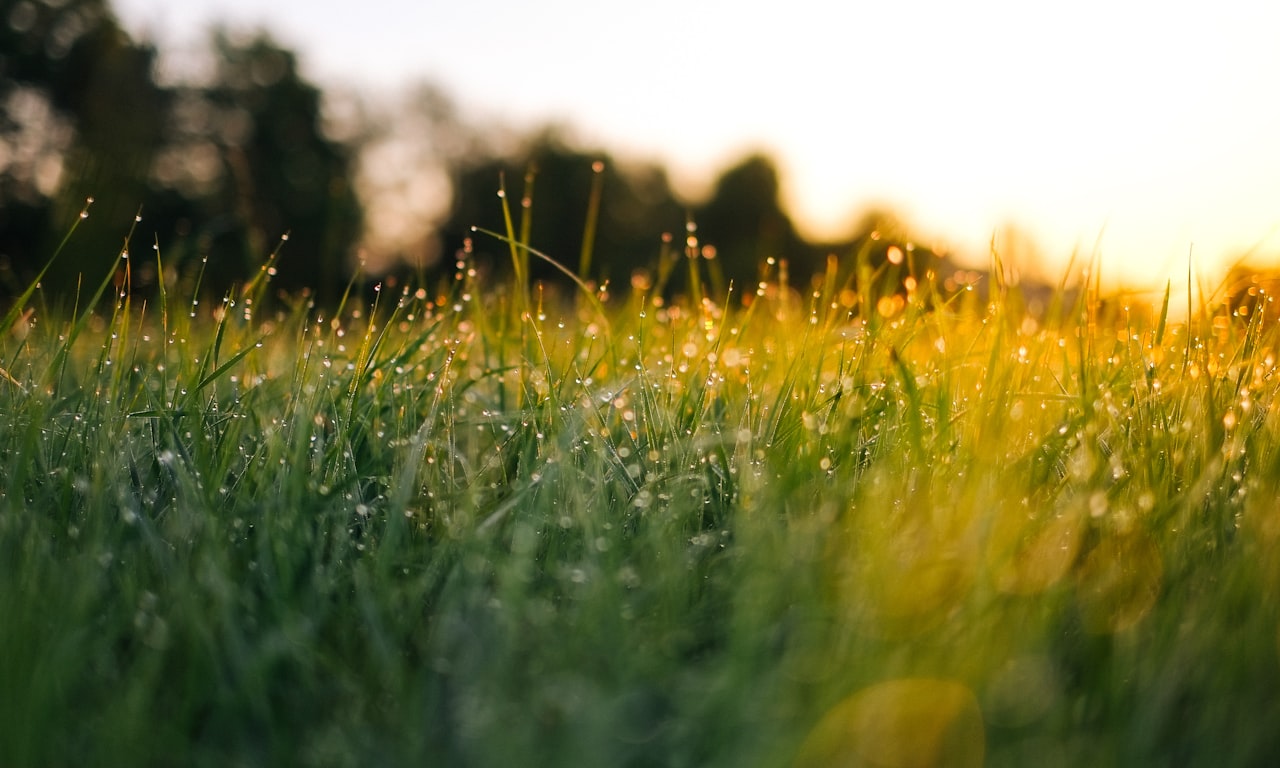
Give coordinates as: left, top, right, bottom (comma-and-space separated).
2, 213, 1280, 766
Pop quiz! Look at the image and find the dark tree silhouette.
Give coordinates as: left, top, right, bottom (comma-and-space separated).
0, 0, 168, 294
1, 6, 363, 301
438, 129, 684, 289
691, 153, 819, 298
148, 30, 361, 299
0, 0, 953, 310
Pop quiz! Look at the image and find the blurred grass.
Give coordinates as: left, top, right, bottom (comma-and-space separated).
2, 221, 1280, 767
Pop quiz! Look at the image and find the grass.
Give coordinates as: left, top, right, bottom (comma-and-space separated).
3, 208, 1280, 767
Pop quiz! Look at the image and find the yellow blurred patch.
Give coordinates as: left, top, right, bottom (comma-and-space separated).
832, 501, 981, 638
986, 502, 1087, 595
794, 678, 984, 768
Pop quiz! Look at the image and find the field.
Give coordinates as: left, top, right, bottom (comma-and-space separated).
3, 219, 1280, 767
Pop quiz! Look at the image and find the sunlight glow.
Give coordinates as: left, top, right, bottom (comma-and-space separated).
113, 0, 1280, 288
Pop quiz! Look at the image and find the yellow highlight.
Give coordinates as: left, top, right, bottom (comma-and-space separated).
794, 678, 984, 768
832, 503, 980, 639
986, 502, 1087, 595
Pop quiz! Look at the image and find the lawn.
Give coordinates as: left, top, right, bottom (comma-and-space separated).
2, 216, 1279, 766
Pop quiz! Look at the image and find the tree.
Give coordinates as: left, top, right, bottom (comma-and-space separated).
0, 0, 168, 294
691, 153, 818, 298
438, 128, 684, 290
148, 29, 361, 299
1, 7, 364, 301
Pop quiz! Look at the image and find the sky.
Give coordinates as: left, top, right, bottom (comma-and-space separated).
110, 0, 1280, 289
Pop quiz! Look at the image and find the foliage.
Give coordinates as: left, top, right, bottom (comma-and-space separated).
0, 1, 953, 307
437, 128, 686, 288
2, 216, 1280, 766
149, 29, 362, 299
0, 4, 359, 300
689, 152, 812, 294
0, 0, 166, 274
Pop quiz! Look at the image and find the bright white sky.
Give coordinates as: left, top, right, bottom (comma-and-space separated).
111, 0, 1280, 288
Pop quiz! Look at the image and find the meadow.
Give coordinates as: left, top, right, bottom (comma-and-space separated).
2, 206, 1280, 767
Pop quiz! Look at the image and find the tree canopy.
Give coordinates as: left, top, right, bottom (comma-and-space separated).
0, 0, 950, 306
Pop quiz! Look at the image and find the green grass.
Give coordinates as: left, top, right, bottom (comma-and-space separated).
3, 222, 1280, 767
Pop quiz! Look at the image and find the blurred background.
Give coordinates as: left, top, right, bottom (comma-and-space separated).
3, 0, 1279, 302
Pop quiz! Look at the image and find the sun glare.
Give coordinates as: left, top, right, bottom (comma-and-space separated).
111, 0, 1280, 289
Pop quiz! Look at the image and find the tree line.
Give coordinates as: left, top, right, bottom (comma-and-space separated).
0, 0, 946, 306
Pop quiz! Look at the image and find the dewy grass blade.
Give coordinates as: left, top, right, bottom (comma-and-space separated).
578, 160, 605, 281
889, 345, 927, 458
7, 191, 1280, 767
0, 198, 93, 336
195, 335, 267, 393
